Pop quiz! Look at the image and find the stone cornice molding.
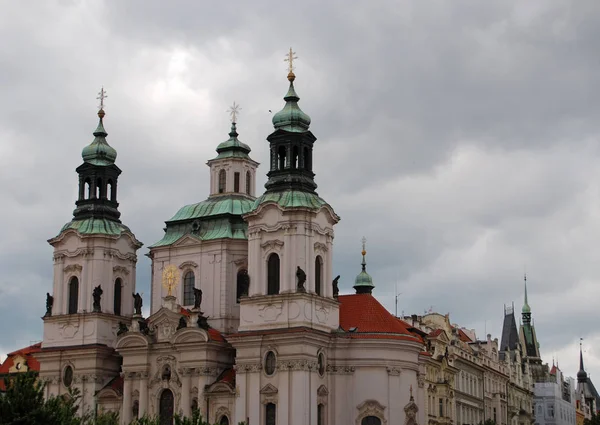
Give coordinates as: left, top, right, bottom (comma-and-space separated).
103, 248, 137, 262
178, 261, 198, 270
387, 366, 402, 376
326, 365, 355, 375
113, 265, 130, 275
234, 363, 262, 374
260, 239, 284, 251
63, 264, 83, 274
314, 242, 329, 253
54, 248, 94, 261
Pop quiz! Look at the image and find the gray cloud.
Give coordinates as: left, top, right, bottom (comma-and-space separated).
0, 0, 598, 380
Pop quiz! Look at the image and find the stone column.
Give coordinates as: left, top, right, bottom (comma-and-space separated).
290, 365, 309, 425
197, 368, 214, 419
180, 368, 191, 418
234, 367, 247, 423
122, 372, 133, 425
139, 372, 149, 417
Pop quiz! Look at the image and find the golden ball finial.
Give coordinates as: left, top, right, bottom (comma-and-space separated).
361, 249, 366, 256
287, 71, 296, 82
98, 109, 105, 119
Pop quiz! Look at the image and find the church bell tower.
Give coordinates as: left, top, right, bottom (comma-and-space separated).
37, 90, 143, 412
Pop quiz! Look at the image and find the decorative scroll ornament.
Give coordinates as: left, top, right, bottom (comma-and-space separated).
162, 265, 180, 297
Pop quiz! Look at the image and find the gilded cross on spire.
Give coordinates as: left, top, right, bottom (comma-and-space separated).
361, 236, 367, 255
228, 101, 241, 123
284, 47, 298, 74
96, 86, 107, 111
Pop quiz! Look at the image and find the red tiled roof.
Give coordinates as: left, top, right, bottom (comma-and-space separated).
0, 343, 42, 375
208, 328, 226, 342
420, 351, 433, 357
428, 329, 443, 337
216, 368, 235, 385
457, 328, 472, 343
550, 365, 557, 375
338, 294, 422, 342
180, 307, 191, 317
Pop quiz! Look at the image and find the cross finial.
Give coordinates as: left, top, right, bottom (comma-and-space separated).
284, 47, 298, 74
228, 101, 241, 123
96, 86, 107, 111
361, 236, 367, 253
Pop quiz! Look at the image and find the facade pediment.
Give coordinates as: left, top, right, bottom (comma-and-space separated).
260, 383, 278, 395
116, 332, 151, 349
171, 235, 202, 248
148, 308, 183, 342
170, 327, 209, 345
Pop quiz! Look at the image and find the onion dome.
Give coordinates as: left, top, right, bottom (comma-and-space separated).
81, 109, 117, 166
214, 122, 252, 160
354, 238, 374, 294
271, 72, 311, 133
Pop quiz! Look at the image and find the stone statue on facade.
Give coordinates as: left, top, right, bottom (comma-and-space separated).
138, 320, 150, 335
45, 292, 54, 317
92, 285, 103, 312
117, 322, 128, 336
197, 314, 209, 330
177, 316, 187, 330
332, 275, 340, 298
296, 266, 306, 292
132, 292, 143, 315
193, 287, 203, 310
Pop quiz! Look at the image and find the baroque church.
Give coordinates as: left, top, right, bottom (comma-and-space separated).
36, 59, 426, 425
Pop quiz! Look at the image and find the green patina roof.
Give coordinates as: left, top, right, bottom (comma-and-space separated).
150, 195, 254, 248
81, 111, 117, 166
271, 74, 311, 133
251, 190, 331, 211
59, 218, 132, 237
168, 196, 254, 222
213, 123, 251, 160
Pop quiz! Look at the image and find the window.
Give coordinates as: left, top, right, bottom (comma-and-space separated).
265, 351, 277, 376
439, 398, 444, 417
267, 254, 280, 295
218, 170, 226, 193
107, 180, 113, 201
315, 256, 323, 295
219, 416, 230, 425
318, 352, 325, 377
234, 172, 240, 192
68, 277, 79, 314
114, 278, 122, 315
183, 271, 195, 306
304, 147, 311, 171
63, 365, 73, 387
278, 146, 287, 170
236, 269, 249, 302
361, 417, 382, 425
265, 403, 276, 425
246, 171, 251, 195
132, 400, 139, 419
494, 407, 497, 423
318, 404, 325, 425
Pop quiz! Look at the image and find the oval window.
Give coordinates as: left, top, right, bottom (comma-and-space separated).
63, 365, 73, 387
264, 351, 277, 376
318, 352, 325, 377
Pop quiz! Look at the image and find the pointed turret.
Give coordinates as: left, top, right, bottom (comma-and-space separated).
522, 273, 532, 325
577, 339, 588, 383
354, 237, 374, 294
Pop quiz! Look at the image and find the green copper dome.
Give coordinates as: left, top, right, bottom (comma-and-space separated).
81, 110, 117, 166
271, 73, 311, 133
354, 242, 374, 294
214, 122, 252, 160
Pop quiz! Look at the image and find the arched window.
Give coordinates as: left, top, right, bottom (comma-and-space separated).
278, 146, 287, 170
292, 146, 299, 169
114, 278, 122, 315
132, 400, 139, 419
234, 172, 240, 192
318, 404, 325, 425
107, 180, 113, 201
304, 147, 311, 171
267, 254, 280, 295
63, 365, 73, 388
315, 255, 323, 296
68, 277, 79, 314
219, 416, 230, 425
96, 178, 103, 199
218, 170, 226, 193
362, 417, 382, 425
236, 269, 249, 302
265, 403, 276, 425
246, 171, 251, 195
183, 271, 195, 306
84, 179, 91, 200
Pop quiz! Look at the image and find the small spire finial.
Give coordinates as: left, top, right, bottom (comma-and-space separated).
284, 47, 298, 81
96, 86, 107, 117
228, 101, 241, 124
361, 236, 367, 271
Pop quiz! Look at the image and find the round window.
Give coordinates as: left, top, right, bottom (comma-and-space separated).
63, 365, 73, 387
264, 351, 277, 376
318, 352, 325, 376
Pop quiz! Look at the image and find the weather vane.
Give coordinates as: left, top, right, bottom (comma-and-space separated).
284, 47, 298, 73
228, 102, 241, 123
96, 86, 107, 110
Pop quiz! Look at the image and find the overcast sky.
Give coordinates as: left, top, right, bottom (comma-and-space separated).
0, 0, 598, 381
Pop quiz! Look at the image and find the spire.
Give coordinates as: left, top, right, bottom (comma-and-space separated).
214, 102, 252, 160
354, 237, 374, 294
81, 88, 117, 166
522, 273, 532, 325
578, 338, 588, 382
264, 48, 317, 194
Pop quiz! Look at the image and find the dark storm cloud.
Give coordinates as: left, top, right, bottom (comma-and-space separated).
0, 0, 598, 378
